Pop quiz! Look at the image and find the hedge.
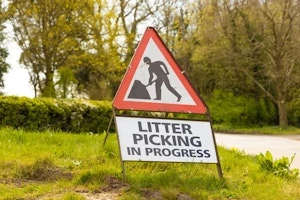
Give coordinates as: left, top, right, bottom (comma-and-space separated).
0, 96, 113, 133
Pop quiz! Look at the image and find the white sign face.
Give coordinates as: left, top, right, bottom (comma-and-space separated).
115, 116, 218, 163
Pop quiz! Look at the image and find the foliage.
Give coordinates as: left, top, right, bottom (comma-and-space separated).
288, 88, 300, 127
0, 1, 9, 90
258, 151, 299, 179
6, 0, 164, 99
7, 0, 121, 98
207, 89, 277, 126
56, 66, 78, 98
7, 0, 91, 97
0, 96, 112, 133
177, 0, 300, 127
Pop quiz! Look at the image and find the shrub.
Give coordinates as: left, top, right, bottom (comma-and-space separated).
0, 96, 112, 133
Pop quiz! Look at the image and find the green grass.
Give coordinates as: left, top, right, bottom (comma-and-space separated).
213, 124, 300, 135
0, 127, 299, 199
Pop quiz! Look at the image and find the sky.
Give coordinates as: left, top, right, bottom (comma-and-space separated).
2, 43, 34, 98
1, 0, 34, 98
2, 22, 35, 98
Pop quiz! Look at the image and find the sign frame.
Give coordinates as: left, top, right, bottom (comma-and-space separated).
105, 27, 223, 179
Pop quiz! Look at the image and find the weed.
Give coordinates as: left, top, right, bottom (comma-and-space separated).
76, 171, 95, 184
257, 150, 299, 179
76, 170, 110, 186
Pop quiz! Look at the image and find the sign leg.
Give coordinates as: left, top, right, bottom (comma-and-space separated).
121, 161, 126, 181
207, 112, 223, 179
103, 112, 115, 146
216, 163, 223, 179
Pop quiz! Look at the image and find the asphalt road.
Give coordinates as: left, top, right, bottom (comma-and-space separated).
215, 133, 300, 170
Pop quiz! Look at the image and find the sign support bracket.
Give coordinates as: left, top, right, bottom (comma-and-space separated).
207, 112, 223, 179
103, 108, 128, 180
103, 108, 116, 146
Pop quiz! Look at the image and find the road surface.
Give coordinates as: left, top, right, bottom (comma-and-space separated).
215, 133, 300, 169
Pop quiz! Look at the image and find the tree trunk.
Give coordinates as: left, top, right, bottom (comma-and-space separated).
276, 85, 288, 127
43, 69, 55, 97
277, 100, 288, 127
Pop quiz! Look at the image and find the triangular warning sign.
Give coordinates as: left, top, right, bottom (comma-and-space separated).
113, 27, 207, 114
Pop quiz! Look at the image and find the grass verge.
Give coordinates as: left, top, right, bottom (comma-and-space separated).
213, 124, 300, 135
0, 127, 299, 199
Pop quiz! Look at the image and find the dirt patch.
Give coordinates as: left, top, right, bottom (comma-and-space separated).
76, 176, 129, 200
141, 188, 163, 200
0, 178, 38, 188
177, 193, 195, 200
80, 192, 119, 200
100, 176, 129, 193
27, 166, 72, 182
17, 158, 73, 182
140, 189, 195, 200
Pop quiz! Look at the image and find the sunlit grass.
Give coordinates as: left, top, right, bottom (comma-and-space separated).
213, 124, 300, 135
0, 127, 299, 199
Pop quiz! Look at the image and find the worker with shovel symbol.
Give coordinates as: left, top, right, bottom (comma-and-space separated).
144, 57, 181, 102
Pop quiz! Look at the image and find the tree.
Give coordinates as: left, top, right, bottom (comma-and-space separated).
7, 0, 89, 97
0, 0, 9, 93
257, 0, 300, 127
155, 0, 194, 72
117, 0, 166, 63
188, 1, 237, 95
7, 0, 163, 99
190, 0, 300, 127
70, 0, 126, 99
75, 0, 169, 99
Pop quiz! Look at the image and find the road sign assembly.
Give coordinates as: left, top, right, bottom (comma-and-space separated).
106, 27, 222, 179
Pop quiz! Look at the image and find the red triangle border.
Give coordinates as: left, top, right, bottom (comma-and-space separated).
113, 27, 207, 114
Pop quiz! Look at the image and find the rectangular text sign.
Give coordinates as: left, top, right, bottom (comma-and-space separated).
115, 116, 218, 163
